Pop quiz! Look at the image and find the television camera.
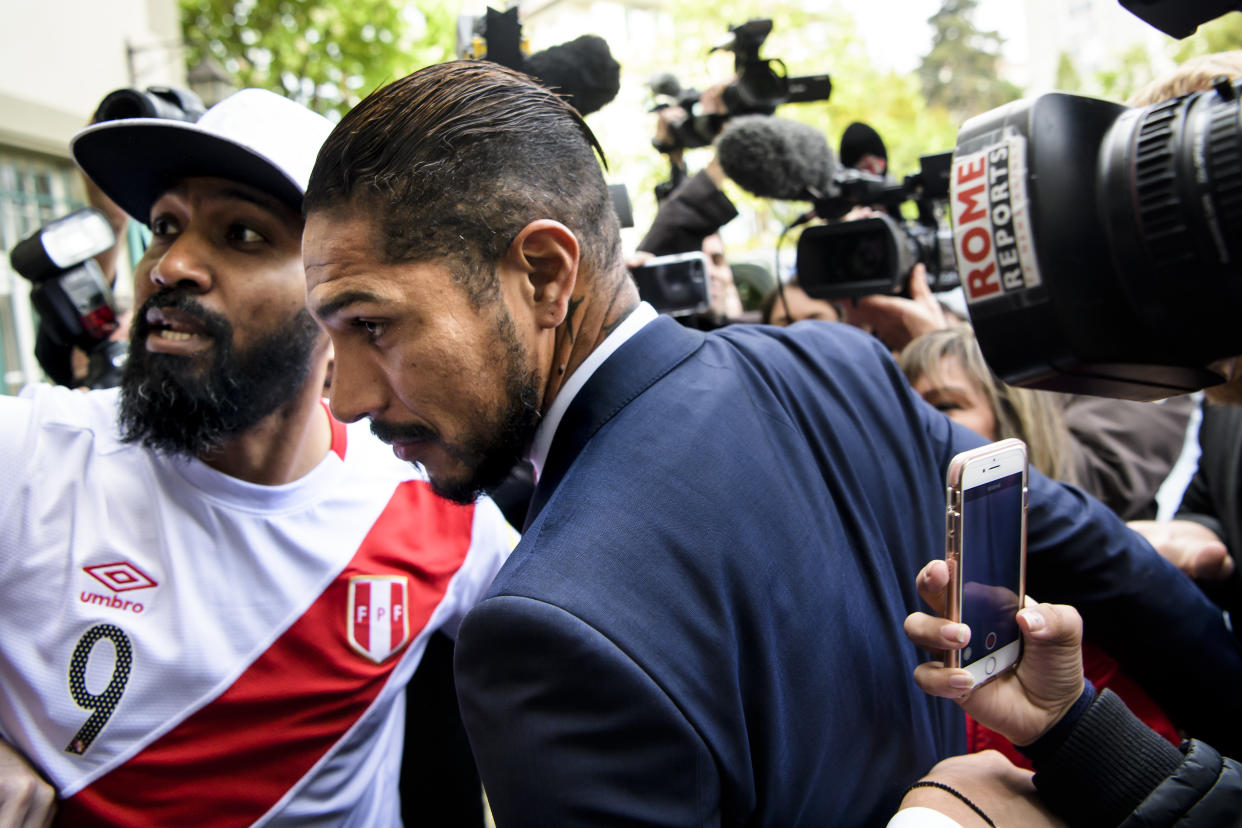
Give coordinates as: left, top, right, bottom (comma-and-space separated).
796, 152, 958, 300
650, 19, 832, 152
944, 1, 1242, 400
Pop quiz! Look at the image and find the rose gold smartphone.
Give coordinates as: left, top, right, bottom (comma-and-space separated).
945, 438, 1028, 687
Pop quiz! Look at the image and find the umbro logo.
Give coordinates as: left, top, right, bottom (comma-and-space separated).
80, 561, 159, 615
84, 562, 159, 593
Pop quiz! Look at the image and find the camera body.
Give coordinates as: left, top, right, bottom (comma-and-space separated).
951, 79, 1242, 401
796, 215, 958, 300
629, 251, 712, 317
651, 19, 832, 151
457, 8, 528, 71
10, 208, 127, 389
795, 152, 958, 300
714, 20, 833, 119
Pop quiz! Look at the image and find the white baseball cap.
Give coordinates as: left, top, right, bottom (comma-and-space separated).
71, 87, 334, 223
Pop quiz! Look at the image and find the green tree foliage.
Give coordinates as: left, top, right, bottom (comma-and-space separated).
1173, 12, 1242, 61
656, 0, 959, 176
179, 0, 458, 118
1064, 13, 1242, 105
1055, 52, 1082, 92
918, 0, 1021, 122
1093, 43, 1157, 102
608, 0, 960, 246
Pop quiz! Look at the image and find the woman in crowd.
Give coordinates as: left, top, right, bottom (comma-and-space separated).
760, 278, 840, 326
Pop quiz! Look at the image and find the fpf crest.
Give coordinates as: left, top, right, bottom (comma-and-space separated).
346, 575, 411, 663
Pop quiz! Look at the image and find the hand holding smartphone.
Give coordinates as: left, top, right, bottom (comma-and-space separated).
945, 438, 1028, 687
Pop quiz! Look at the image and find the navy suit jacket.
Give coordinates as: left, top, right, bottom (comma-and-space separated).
455, 317, 1242, 826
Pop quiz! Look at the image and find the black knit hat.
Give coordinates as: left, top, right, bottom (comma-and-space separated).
839, 121, 887, 170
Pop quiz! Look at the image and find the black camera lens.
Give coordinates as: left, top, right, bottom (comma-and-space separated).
843, 234, 887, 281
1098, 77, 1242, 365
95, 89, 154, 121
796, 216, 911, 300
95, 87, 204, 124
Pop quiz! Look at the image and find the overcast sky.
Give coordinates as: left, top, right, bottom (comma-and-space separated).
835, 0, 1028, 74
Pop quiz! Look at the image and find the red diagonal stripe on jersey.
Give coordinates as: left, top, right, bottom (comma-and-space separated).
57, 480, 476, 827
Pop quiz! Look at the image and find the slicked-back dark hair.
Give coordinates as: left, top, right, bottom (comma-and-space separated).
305, 60, 621, 306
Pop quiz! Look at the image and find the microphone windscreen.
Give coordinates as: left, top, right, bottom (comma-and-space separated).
525, 35, 621, 116
647, 72, 682, 99
715, 115, 834, 200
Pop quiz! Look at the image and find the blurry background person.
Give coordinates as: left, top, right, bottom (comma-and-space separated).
635, 82, 746, 326
1133, 401, 1242, 640
26, 89, 208, 390
759, 278, 840, 326
839, 120, 889, 177
900, 326, 1081, 489
699, 230, 745, 319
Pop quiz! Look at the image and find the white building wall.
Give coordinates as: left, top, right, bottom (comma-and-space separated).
0, 0, 183, 392
1, 0, 186, 156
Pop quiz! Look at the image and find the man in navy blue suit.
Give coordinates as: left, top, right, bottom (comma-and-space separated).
302, 61, 1242, 825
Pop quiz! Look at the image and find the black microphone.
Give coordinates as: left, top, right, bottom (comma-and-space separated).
525, 35, 621, 116
714, 115, 835, 201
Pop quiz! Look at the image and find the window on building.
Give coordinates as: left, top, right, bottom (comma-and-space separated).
0, 151, 84, 394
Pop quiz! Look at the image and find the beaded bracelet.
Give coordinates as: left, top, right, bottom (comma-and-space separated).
903, 780, 996, 827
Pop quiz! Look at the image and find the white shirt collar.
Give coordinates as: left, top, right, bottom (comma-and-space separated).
527, 302, 659, 481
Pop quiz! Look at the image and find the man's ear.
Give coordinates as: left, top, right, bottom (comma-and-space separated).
504, 220, 578, 330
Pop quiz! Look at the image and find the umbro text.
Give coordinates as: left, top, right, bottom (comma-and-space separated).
80, 591, 145, 613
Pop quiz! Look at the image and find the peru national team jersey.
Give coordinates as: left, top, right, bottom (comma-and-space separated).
0, 384, 517, 827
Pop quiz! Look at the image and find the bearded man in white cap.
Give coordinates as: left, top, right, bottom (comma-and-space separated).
0, 88, 514, 826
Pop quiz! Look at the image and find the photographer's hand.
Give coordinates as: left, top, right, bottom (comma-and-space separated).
0, 740, 55, 828
698, 81, 729, 116
1127, 519, 1235, 581
625, 250, 654, 271
842, 264, 950, 353
653, 106, 688, 164
903, 560, 1084, 747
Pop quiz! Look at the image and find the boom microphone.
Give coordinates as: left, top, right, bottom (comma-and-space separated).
715, 115, 834, 200
525, 35, 621, 116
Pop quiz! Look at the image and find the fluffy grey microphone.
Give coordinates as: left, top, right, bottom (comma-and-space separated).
715, 115, 835, 200
524, 35, 621, 116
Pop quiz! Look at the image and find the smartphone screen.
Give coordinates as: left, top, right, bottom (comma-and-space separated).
959, 470, 1024, 675
945, 438, 1028, 684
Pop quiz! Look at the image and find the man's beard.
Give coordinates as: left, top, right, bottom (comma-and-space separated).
118, 291, 322, 458
371, 310, 541, 505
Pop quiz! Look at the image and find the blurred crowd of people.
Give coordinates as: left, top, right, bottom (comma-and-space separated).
3, 29, 1242, 828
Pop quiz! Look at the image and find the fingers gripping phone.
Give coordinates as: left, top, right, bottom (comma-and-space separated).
945, 438, 1028, 687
